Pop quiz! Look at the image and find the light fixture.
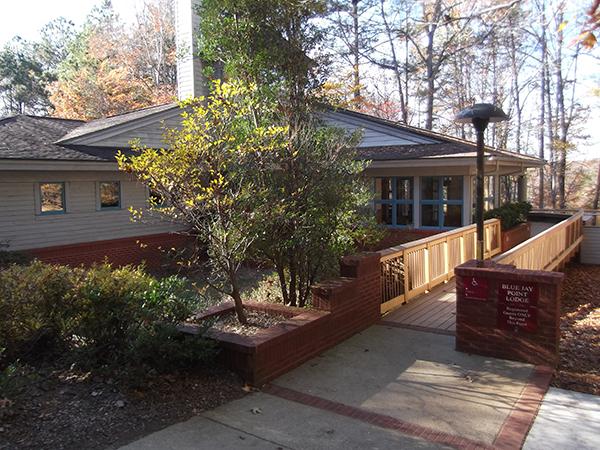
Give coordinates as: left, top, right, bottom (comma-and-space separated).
455, 103, 509, 266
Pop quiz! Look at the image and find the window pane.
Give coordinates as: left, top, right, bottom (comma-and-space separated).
396, 177, 413, 200
375, 203, 393, 225
442, 176, 463, 200
396, 204, 413, 226
374, 178, 393, 200
421, 177, 438, 200
40, 183, 65, 213
500, 175, 519, 204
421, 204, 439, 227
100, 182, 120, 208
149, 189, 165, 207
443, 204, 462, 227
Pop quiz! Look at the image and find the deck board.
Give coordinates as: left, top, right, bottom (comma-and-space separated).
382, 280, 457, 333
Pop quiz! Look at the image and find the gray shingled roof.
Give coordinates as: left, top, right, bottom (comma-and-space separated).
357, 142, 542, 163
0, 106, 542, 165
57, 103, 178, 144
0, 115, 118, 161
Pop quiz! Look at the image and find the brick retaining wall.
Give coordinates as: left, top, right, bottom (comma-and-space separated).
183, 252, 382, 386
29, 232, 192, 270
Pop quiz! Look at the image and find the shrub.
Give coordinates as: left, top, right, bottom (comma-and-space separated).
0, 261, 215, 372
71, 264, 155, 359
0, 250, 32, 270
484, 201, 532, 231
131, 324, 216, 373
0, 261, 79, 362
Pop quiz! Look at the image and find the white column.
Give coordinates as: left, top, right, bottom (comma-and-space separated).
494, 161, 501, 207
413, 176, 421, 229
462, 175, 472, 226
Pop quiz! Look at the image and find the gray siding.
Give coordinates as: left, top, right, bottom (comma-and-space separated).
321, 111, 439, 148
0, 171, 183, 251
581, 226, 600, 265
68, 108, 441, 151
77, 114, 183, 149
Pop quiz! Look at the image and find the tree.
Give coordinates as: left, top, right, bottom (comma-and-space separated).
254, 121, 375, 307
118, 81, 288, 323
326, 0, 377, 107
0, 38, 53, 115
49, 0, 176, 119
198, 0, 378, 307
198, 0, 330, 119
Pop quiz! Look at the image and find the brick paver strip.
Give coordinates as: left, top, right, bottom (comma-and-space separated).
492, 365, 553, 450
378, 320, 456, 336
263, 384, 492, 450
264, 365, 553, 450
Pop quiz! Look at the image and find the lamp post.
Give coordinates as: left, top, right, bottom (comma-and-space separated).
455, 103, 508, 266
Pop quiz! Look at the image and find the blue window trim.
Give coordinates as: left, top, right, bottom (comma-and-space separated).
39, 182, 66, 215
373, 176, 414, 228
99, 181, 122, 210
420, 176, 464, 228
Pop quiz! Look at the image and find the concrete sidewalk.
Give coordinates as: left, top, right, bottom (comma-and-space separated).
523, 387, 600, 450
121, 325, 542, 450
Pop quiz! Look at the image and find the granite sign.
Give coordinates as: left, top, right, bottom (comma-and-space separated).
497, 281, 538, 332
463, 276, 489, 301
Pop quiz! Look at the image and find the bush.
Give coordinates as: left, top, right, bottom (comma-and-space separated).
131, 324, 216, 373
71, 264, 155, 359
0, 250, 32, 270
0, 261, 79, 362
484, 201, 532, 231
0, 261, 215, 372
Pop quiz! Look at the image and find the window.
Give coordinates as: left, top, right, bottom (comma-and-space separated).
420, 176, 463, 228
99, 181, 121, 209
472, 176, 496, 214
500, 175, 520, 204
374, 177, 414, 226
148, 188, 166, 208
40, 183, 66, 214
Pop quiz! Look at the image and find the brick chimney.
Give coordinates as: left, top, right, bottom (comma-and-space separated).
176, 0, 209, 100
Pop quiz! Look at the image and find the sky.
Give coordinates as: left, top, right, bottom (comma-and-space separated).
0, 0, 598, 160
0, 0, 140, 44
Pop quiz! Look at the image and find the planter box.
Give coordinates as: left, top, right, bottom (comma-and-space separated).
501, 222, 531, 252
179, 252, 382, 386
180, 301, 331, 386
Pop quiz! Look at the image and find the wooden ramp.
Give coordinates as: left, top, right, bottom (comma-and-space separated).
379, 280, 456, 335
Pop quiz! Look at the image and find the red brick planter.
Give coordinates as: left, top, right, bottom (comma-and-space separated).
180, 252, 382, 386
501, 222, 531, 252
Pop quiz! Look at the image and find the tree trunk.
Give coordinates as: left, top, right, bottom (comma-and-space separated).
593, 161, 600, 225
230, 275, 247, 324
351, 0, 361, 102
555, 9, 567, 209
377, 0, 407, 122
538, 1, 547, 209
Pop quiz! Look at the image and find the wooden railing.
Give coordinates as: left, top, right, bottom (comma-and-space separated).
493, 211, 584, 271
378, 219, 502, 313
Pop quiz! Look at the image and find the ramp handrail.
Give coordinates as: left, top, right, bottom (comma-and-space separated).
378, 219, 502, 313
493, 211, 584, 271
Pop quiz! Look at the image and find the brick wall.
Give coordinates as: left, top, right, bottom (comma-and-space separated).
501, 222, 531, 252
29, 232, 192, 270
455, 260, 563, 366
185, 252, 382, 386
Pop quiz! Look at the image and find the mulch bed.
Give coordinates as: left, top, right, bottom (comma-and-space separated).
210, 309, 288, 336
0, 361, 245, 450
552, 263, 600, 395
